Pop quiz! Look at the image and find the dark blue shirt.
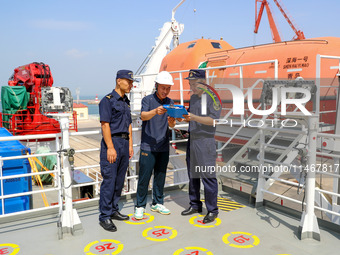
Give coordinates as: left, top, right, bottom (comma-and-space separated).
189, 93, 221, 137
141, 92, 174, 152
99, 89, 132, 134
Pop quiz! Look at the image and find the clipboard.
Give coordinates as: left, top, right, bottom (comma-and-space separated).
163, 104, 188, 118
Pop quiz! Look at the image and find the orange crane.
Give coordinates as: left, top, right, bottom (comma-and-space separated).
254, 0, 305, 43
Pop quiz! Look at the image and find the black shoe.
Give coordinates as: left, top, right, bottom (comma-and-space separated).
99, 219, 117, 232
203, 212, 218, 224
181, 206, 202, 216
111, 211, 130, 221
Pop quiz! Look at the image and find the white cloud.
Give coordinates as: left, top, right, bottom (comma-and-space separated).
65, 49, 89, 58
29, 19, 93, 31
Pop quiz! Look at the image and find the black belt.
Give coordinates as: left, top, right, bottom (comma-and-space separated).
111, 133, 129, 140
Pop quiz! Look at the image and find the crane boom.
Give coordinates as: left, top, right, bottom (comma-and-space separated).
254, 0, 265, 34
254, 0, 305, 42
254, 0, 282, 43
272, 0, 305, 40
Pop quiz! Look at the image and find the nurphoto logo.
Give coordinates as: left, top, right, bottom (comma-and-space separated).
201, 84, 312, 116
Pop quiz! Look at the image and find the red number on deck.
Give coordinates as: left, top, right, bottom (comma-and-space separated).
104, 243, 115, 250
0, 248, 9, 255
197, 220, 205, 224
233, 235, 250, 244
186, 251, 199, 255
132, 216, 147, 221
95, 243, 115, 252
152, 229, 169, 237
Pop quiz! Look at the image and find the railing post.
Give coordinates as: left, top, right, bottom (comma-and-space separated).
179, 72, 184, 106
315, 55, 321, 115
255, 126, 266, 207
274, 59, 279, 80
334, 56, 340, 206
299, 114, 320, 241
240, 66, 244, 123
216, 141, 224, 162
0, 156, 4, 215
332, 159, 340, 223
171, 129, 177, 150
96, 172, 99, 195
58, 115, 82, 235
55, 135, 63, 239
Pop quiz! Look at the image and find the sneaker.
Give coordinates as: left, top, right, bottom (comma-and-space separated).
150, 204, 171, 215
134, 207, 144, 220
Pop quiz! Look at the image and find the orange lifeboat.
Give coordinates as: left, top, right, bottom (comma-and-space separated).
160, 37, 340, 125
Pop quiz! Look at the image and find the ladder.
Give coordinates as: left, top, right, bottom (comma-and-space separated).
223, 116, 308, 197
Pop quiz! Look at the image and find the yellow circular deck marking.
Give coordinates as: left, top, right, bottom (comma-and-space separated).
124, 213, 154, 225
142, 226, 177, 242
84, 239, 123, 255
173, 246, 213, 255
0, 243, 20, 255
189, 215, 221, 228
0, 244, 20, 255
222, 231, 260, 249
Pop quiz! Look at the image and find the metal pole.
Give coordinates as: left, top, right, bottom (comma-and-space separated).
59, 115, 82, 235
179, 72, 184, 106
216, 141, 223, 162
240, 66, 244, 123
0, 157, 4, 215
338, 59, 340, 207
55, 135, 63, 239
315, 55, 321, 115
334, 57, 340, 206
299, 115, 320, 240
255, 127, 266, 207
274, 59, 278, 80
60, 116, 73, 232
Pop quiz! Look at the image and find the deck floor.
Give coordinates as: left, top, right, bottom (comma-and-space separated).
1, 188, 339, 255
2, 125, 340, 254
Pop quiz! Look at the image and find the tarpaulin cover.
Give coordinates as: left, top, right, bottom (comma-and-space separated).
1, 86, 29, 128
35, 146, 56, 184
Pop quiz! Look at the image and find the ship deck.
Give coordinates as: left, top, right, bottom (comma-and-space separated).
1, 187, 339, 255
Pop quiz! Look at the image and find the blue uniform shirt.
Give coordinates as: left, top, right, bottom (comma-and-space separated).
141, 92, 174, 152
189, 93, 221, 137
99, 89, 132, 134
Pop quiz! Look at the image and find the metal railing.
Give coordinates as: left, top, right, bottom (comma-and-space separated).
256, 128, 340, 222
0, 123, 188, 217
0, 111, 78, 134
0, 133, 62, 217
248, 54, 340, 238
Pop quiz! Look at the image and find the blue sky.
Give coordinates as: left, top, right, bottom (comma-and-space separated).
0, 0, 339, 97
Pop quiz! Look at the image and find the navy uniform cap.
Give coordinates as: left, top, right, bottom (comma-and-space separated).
116, 69, 136, 81
185, 69, 206, 80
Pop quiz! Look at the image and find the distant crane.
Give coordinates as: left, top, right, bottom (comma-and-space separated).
254, 0, 305, 43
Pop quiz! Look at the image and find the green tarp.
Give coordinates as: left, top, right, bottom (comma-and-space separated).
1, 86, 29, 128
35, 146, 57, 184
